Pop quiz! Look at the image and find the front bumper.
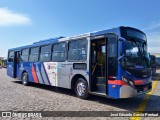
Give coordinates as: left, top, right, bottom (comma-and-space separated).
120, 82, 152, 98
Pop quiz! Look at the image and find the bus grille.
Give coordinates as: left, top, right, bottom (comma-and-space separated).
126, 69, 151, 78
135, 83, 152, 93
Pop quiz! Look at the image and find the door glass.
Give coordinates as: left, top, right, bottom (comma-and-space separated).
8, 51, 14, 62
108, 36, 117, 78
102, 46, 106, 54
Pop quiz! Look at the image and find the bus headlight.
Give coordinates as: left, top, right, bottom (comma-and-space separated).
129, 81, 134, 86
122, 77, 134, 87
122, 77, 128, 83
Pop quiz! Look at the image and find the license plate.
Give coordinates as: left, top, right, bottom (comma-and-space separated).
143, 86, 148, 91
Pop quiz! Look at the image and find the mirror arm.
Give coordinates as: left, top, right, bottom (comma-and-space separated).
119, 37, 125, 41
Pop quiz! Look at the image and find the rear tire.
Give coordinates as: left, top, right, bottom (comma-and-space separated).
75, 78, 89, 99
22, 72, 29, 86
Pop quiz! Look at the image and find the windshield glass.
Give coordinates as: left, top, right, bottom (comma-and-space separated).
121, 40, 150, 69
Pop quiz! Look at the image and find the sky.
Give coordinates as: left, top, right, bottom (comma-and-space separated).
0, 0, 160, 57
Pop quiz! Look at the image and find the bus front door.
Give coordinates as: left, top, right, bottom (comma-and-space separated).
90, 37, 107, 94
90, 34, 118, 96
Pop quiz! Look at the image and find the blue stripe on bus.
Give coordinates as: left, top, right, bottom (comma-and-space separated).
36, 63, 44, 84
41, 63, 51, 85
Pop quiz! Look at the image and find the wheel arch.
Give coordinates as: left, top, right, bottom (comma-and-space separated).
71, 74, 88, 90
21, 70, 28, 80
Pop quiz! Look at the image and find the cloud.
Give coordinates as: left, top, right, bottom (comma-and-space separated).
0, 7, 31, 26
147, 32, 160, 53
143, 21, 160, 53
144, 21, 160, 31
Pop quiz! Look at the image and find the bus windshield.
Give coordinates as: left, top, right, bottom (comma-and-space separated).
122, 40, 150, 69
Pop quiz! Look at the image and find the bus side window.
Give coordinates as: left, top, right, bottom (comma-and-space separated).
40, 45, 52, 62
8, 51, 14, 62
29, 47, 39, 62
68, 41, 77, 60
78, 40, 87, 60
52, 43, 67, 62
21, 49, 30, 62
68, 39, 87, 61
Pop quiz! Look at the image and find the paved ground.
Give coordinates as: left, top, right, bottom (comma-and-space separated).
0, 68, 159, 120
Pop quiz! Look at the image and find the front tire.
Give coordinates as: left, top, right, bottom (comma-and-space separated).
22, 72, 29, 86
75, 78, 89, 99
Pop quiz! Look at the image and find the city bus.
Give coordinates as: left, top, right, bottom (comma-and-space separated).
7, 26, 152, 99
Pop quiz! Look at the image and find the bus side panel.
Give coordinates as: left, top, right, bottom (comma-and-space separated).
31, 62, 50, 85
17, 62, 21, 79
7, 62, 14, 78
40, 62, 51, 85
57, 62, 72, 88
30, 63, 39, 83
19, 62, 34, 83
19, 62, 52, 85
18, 63, 23, 80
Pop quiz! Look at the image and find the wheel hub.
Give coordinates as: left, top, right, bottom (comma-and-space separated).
77, 82, 86, 96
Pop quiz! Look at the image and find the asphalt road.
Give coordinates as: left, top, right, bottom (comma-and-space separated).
0, 68, 159, 120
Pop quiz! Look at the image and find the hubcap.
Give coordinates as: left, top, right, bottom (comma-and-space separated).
77, 82, 86, 96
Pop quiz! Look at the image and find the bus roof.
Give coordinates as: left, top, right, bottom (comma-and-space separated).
8, 26, 144, 51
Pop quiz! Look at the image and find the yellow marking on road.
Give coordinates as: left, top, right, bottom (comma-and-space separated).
130, 80, 158, 120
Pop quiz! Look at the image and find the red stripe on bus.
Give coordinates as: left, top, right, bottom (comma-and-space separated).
32, 65, 39, 83
134, 80, 143, 85
108, 80, 127, 85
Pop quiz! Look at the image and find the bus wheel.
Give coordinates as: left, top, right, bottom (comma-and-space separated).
22, 72, 29, 86
75, 78, 89, 99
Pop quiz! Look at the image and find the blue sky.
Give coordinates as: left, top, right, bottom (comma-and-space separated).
0, 0, 160, 57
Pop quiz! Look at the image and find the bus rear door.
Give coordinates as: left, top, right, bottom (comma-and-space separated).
7, 51, 20, 78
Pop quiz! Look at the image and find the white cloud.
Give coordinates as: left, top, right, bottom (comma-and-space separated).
147, 32, 160, 53
144, 22, 160, 31
143, 21, 160, 53
0, 7, 31, 26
